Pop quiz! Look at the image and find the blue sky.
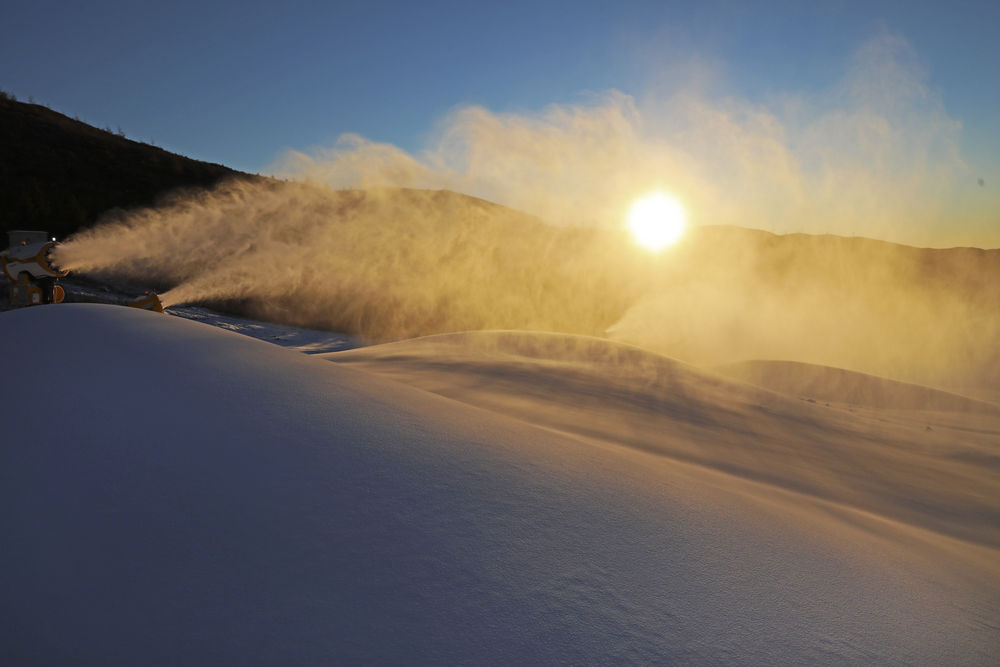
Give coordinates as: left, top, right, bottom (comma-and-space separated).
3, 1, 998, 244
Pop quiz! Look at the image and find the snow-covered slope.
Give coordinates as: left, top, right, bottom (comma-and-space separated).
2, 305, 997, 664
327, 331, 1000, 548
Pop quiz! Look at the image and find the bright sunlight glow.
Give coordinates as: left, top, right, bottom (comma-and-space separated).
627, 192, 688, 252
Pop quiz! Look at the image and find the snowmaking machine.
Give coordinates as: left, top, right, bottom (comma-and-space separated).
1, 230, 67, 306
127, 291, 165, 313
2, 229, 165, 312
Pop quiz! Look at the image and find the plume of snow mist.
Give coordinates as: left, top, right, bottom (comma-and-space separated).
603, 229, 1000, 390
52, 176, 1000, 393
51, 179, 649, 341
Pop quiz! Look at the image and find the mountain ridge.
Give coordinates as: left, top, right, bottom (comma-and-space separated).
0, 94, 248, 239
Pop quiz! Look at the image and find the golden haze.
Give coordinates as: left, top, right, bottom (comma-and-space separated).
52, 180, 1000, 395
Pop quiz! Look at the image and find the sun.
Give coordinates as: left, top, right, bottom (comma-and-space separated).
626, 192, 688, 252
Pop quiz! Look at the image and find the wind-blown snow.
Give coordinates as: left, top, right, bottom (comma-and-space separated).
1, 305, 997, 664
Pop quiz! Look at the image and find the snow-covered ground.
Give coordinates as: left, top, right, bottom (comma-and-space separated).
167, 304, 360, 354
2, 304, 997, 664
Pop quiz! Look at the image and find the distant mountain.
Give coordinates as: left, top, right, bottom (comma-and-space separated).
0, 93, 247, 240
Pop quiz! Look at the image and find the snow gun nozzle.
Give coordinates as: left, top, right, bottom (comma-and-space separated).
127, 291, 165, 313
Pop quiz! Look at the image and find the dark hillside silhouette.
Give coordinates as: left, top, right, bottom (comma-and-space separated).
0, 93, 247, 239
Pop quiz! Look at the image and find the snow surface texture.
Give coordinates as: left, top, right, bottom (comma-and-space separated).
167, 304, 360, 354
2, 305, 998, 664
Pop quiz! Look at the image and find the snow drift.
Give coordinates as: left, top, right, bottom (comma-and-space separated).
1, 305, 997, 664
